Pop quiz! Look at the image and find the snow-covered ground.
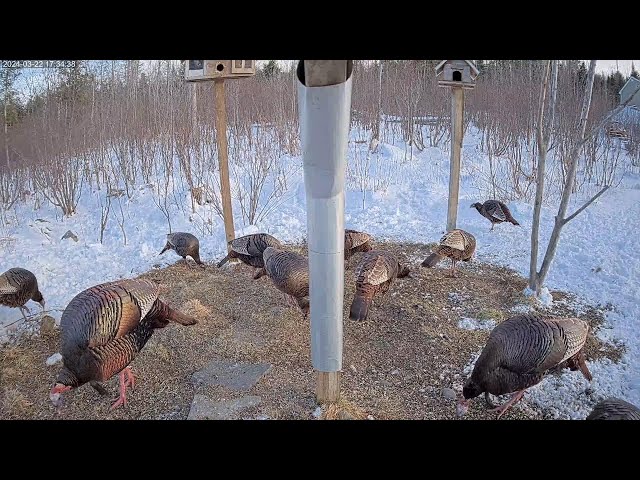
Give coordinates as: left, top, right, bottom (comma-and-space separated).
1, 122, 639, 419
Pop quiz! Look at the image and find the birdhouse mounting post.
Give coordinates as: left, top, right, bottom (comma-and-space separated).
183, 61, 256, 254
297, 60, 353, 405
435, 61, 478, 232
447, 86, 464, 232
214, 78, 235, 251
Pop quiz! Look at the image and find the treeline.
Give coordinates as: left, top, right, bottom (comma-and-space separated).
0, 60, 637, 217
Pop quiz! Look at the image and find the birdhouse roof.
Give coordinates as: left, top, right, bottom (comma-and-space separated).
435, 60, 480, 76
619, 75, 640, 96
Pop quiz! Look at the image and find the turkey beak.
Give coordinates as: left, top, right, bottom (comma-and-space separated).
49, 386, 63, 408
456, 398, 470, 417
50, 384, 71, 408
38, 299, 46, 310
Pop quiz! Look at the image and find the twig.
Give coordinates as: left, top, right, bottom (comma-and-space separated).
563, 185, 610, 225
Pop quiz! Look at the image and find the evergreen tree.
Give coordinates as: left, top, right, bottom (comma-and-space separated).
631, 62, 639, 79
0, 67, 22, 126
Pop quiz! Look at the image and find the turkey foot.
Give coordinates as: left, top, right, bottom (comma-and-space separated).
19, 305, 31, 321
489, 389, 526, 419
110, 367, 135, 410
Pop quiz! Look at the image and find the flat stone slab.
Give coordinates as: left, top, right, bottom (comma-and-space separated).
191, 359, 272, 392
187, 394, 261, 420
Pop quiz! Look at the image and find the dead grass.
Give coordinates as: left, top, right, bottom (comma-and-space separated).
321, 398, 369, 420
0, 242, 623, 420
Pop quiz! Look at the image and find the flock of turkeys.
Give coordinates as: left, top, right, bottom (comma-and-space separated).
1, 198, 638, 419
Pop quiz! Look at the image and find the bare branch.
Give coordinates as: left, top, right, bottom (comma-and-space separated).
563, 185, 610, 225
578, 82, 640, 149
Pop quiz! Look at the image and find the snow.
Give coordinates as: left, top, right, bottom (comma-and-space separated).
524, 286, 553, 307
45, 352, 62, 366
457, 317, 496, 331
2, 122, 639, 419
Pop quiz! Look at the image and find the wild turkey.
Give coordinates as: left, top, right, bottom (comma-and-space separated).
159, 232, 204, 267
586, 398, 640, 420
421, 229, 476, 276
344, 229, 372, 261
457, 313, 592, 419
471, 200, 520, 231
217, 233, 282, 279
349, 250, 410, 321
49, 278, 197, 410
263, 246, 309, 317
0, 267, 45, 320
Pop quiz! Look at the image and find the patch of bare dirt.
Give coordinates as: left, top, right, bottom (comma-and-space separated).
0, 242, 621, 420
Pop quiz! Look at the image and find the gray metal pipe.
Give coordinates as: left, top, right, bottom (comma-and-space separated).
297, 61, 353, 372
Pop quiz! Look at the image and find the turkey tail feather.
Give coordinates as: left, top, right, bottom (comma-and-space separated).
217, 254, 231, 268
349, 292, 372, 321
422, 253, 443, 268
161, 302, 198, 326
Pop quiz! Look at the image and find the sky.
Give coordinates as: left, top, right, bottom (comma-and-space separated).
594, 60, 638, 75
8, 60, 639, 102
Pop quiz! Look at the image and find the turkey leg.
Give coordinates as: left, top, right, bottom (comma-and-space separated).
110, 366, 135, 410
447, 260, 458, 278
19, 306, 30, 321
489, 389, 526, 419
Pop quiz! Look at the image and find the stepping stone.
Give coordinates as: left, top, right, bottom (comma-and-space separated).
191, 359, 272, 392
187, 395, 261, 420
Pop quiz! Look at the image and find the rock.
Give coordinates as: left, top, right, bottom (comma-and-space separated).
442, 388, 457, 400
40, 315, 57, 335
312, 406, 323, 418
46, 352, 63, 366
366, 414, 375, 420
187, 394, 261, 420
61, 230, 78, 242
191, 358, 272, 392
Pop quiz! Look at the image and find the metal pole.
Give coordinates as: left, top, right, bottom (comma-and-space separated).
297, 60, 352, 404
214, 78, 235, 251
446, 86, 464, 232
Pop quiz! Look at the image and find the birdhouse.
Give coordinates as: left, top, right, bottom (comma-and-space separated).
184, 60, 256, 82
435, 60, 479, 89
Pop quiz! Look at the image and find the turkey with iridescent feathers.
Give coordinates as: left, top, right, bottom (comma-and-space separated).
0, 267, 45, 320
217, 233, 282, 279
457, 314, 592, 419
49, 279, 197, 410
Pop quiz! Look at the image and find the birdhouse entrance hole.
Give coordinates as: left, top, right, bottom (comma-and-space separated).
216, 63, 225, 72
453, 70, 462, 82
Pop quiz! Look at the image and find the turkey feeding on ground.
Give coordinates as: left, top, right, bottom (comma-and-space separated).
421, 229, 476, 277
0, 267, 45, 320
349, 250, 410, 322
217, 233, 282, 279
457, 313, 592, 419
49, 278, 197, 410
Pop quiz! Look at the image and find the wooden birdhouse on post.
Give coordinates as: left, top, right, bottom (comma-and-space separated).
435, 60, 479, 232
184, 60, 256, 252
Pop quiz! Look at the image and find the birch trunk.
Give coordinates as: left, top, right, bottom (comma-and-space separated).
529, 60, 556, 290
535, 60, 597, 292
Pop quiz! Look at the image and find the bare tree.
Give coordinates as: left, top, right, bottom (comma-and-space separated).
530, 60, 640, 296
529, 60, 557, 291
